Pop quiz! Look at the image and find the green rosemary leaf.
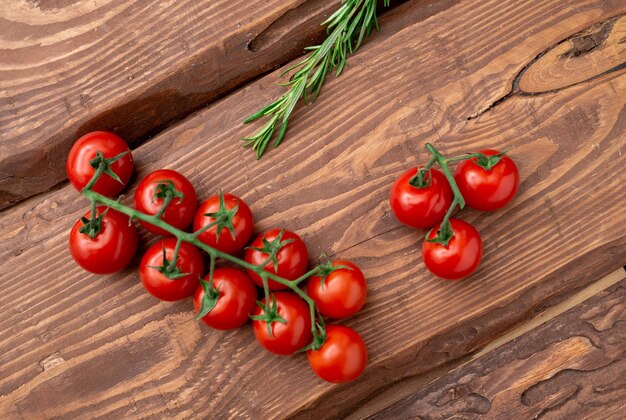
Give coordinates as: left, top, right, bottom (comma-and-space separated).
275, 120, 289, 148
242, 0, 388, 158
244, 98, 284, 123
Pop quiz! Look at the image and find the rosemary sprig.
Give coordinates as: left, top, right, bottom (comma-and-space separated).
242, 0, 390, 159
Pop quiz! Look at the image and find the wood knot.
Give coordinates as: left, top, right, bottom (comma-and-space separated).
40, 352, 65, 371
560, 18, 617, 58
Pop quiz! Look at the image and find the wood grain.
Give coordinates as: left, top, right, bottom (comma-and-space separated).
0, 0, 344, 209
519, 15, 626, 93
0, 0, 625, 417
371, 274, 626, 419
347, 267, 626, 418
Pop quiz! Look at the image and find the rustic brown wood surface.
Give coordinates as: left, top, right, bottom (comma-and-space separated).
0, 0, 345, 208
371, 273, 626, 419
1, 0, 625, 418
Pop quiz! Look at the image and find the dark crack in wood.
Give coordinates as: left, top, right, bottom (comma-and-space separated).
467, 14, 625, 121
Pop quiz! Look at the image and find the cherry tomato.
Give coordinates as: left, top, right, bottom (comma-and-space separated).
454, 149, 519, 211
139, 238, 204, 301
66, 131, 133, 196
193, 193, 254, 255
69, 206, 138, 274
390, 167, 453, 229
134, 169, 197, 235
307, 325, 367, 383
422, 219, 482, 280
307, 260, 367, 319
245, 229, 309, 291
252, 292, 312, 355
193, 268, 257, 330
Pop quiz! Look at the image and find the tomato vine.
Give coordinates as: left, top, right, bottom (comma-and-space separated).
68, 131, 370, 382
390, 142, 519, 280
82, 179, 330, 344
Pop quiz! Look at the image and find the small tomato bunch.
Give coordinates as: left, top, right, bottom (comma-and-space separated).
66, 131, 368, 383
390, 143, 519, 280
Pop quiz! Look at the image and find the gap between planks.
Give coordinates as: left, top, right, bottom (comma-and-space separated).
347, 266, 626, 419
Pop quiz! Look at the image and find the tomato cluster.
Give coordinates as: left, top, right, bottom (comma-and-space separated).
66, 131, 369, 383
390, 146, 519, 280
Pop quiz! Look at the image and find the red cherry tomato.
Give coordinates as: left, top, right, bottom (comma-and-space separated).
307, 325, 367, 383
193, 193, 254, 255
245, 229, 309, 291
307, 260, 367, 319
252, 292, 312, 355
66, 131, 133, 196
390, 167, 453, 229
454, 149, 519, 211
134, 169, 197, 235
139, 238, 204, 301
193, 268, 257, 330
69, 207, 138, 274
422, 219, 482, 280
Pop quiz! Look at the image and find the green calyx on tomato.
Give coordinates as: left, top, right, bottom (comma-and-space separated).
248, 229, 295, 271
473, 151, 507, 171
250, 293, 287, 337
199, 190, 239, 242
426, 216, 455, 246
78, 205, 108, 238
297, 319, 327, 353
153, 180, 185, 206
316, 259, 352, 287
147, 241, 189, 280
312, 321, 327, 350
88, 150, 129, 188
150, 179, 187, 223
408, 167, 432, 188
195, 278, 220, 320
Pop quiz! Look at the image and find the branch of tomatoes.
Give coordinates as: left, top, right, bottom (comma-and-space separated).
390, 142, 520, 280
66, 131, 368, 384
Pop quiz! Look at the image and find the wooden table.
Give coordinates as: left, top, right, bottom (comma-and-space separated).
1, 0, 625, 418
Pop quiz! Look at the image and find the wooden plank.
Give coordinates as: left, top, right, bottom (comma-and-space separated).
349, 267, 626, 417
370, 271, 626, 419
1, 0, 625, 418
0, 0, 345, 208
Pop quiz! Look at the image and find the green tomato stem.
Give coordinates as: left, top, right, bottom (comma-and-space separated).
293, 266, 321, 286
425, 143, 466, 210
82, 165, 105, 192
409, 154, 438, 188
444, 153, 481, 163
154, 191, 173, 219
260, 274, 271, 306
422, 143, 477, 245
208, 252, 216, 284
433, 195, 459, 246
168, 237, 183, 273
423, 154, 438, 170
89, 198, 97, 220
84, 188, 285, 278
